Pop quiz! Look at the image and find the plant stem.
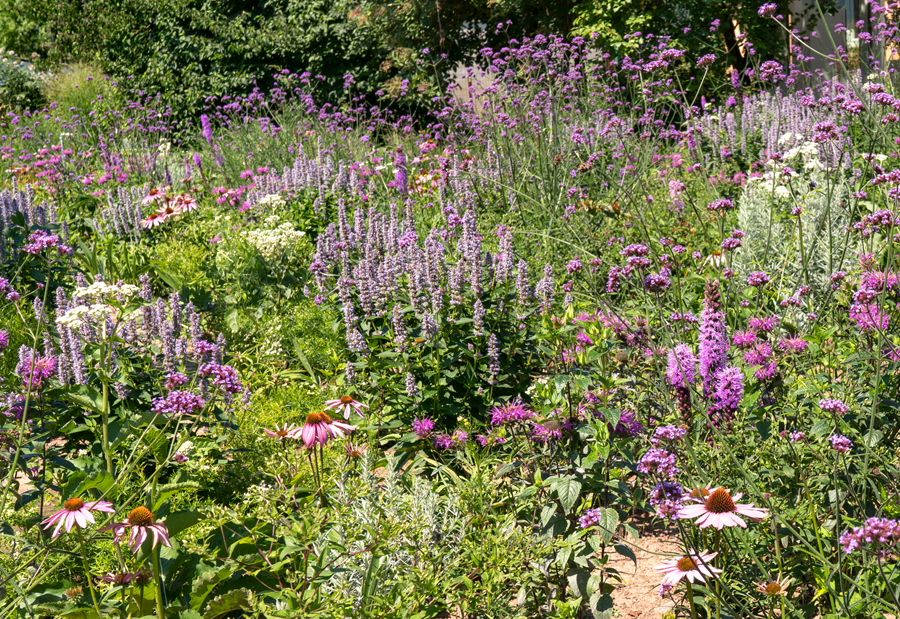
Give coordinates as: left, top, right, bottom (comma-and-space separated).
101, 380, 114, 475
77, 528, 102, 617
151, 548, 165, 619
686, 581, 699, 619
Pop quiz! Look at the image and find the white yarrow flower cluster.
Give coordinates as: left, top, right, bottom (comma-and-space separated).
56, 304, 115, 329
240, 216, 306, 261
73, 282, 140, 300
257, 194, 287, 209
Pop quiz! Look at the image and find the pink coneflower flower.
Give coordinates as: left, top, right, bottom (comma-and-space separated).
41, 497, 115, 539
140, 212, 167, 228
654, 551, 722, 585
300, 411, 354, 449
344, 441, 366, 461
103, 506, 171, 553
679, 487, 769, 529
97, 567, 152, 585
172, 194, 197, 213
757, 574, 792, 596
324, 395, 368, 420
141, 188, 167, 205
157, 203, 178, 218
262, 423, 300, 439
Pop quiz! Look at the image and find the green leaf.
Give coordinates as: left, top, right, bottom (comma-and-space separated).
864, 429, 883, 447
64, 470, 115, 500
592, 508, 619, 544
613, 543, 637, 567
163, 509, 205, 539
589, 592, 614, 619
204, 588, 250, 619
554, 477, 582, 513
224, 307, 240, 332
568, 569, 591, 598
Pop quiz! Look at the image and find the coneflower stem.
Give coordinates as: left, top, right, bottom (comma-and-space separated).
715, 530, 722, 619
76, 528, 102, 617
686, 581, 699, 619
152, 547, 165, 619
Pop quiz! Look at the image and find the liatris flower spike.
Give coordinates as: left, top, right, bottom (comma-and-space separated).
103, 507, 171, 553
654, 551, 722, 585
678, 486, 769, 529
41, 498, 115, 539
324, 395, 369, 419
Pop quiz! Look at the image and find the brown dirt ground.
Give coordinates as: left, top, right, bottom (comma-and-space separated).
608, 525, 680, 619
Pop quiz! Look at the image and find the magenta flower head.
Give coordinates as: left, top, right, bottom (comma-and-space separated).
637, 448, 680, 479
412, 416, 435, 438
698, 280, 728, 395
41, 497, 115, 539
758, 2, 778, 17
16, 349, 57, 390
747, 271, 770, 287
300, 411, 354, 449
324, 395, 369, 420
820, 398, 849, 415
489, 399, 534, 425
103, 507, 171, 553
829, 434, 853, 453
679, 487, 769, 529
0, 330, 8, 349
665, 344, 697, 388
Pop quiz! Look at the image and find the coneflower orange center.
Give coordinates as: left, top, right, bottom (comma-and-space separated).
276, 429, 288, 437
340, 396, 354, 404
764, 582, 783, 595
127, 506, 154, 527
705, 488, 736, 513
306, 412, 325, 424
676, 557, 697, 571
63, 497, 85, 511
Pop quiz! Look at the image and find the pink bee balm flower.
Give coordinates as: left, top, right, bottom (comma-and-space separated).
263, 423, 301, 439
103, 506, 171, 553
301, 411, 354, 449
324, 395, 369, 420
41, 497, 115, 539
654, 551, 722, 585
679, 487, 769, 529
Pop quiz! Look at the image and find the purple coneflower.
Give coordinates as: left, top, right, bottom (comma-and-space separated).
324, 395, 368, 419
263, 423, 301, 439
104, 507, 171, 553
758, 575, 792, 597
678, 487, 769, 529
300, 412, 354, 449
41, 497, 115, 539
654, 551, 722, 585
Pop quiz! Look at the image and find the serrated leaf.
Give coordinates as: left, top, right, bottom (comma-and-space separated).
554, 477, 582, 513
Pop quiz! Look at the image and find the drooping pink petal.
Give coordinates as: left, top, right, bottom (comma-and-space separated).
301, 425, 315, 449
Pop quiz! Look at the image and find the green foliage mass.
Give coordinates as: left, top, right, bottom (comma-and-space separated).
33, 0, 388, 126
